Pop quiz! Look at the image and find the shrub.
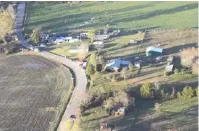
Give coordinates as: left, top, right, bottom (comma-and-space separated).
140, 83, 153, 99
179, 47, 198, 68
160, 89, 166, 98
104, 97, 115, 110
106, 75, 112, 81
99, 56, 105, 64
171, 73, 195, 81
128, 63, 134, 72
121, 67, 128, 80
180, 68, 185, 75
154, 103, 161, 112
181, 86, 194, 99
171, 86, 176, 98
177, 92, 181, 98
111, 75, 118, 82
174, 68, 179, 74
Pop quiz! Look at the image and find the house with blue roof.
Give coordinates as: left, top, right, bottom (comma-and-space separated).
104, 58, 131, 72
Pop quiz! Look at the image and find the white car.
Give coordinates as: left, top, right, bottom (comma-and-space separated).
34, 48, 40, 52
29, 46, 34, 50
40, 44, 47, 48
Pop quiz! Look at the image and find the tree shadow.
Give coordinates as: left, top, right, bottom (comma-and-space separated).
163, 42, 197, 56
110, 3, 198, 26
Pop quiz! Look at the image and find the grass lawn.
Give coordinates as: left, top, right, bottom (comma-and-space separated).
50, 45, 70, 56
25, 2, 198, 34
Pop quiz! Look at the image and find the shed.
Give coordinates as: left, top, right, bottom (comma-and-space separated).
165, 64, 174, 73
146, 46, 163, 57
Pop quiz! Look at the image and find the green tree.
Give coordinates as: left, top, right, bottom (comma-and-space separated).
86, 64, 95, 75
30, 28, 40, 45
128, 63, 134, 72
140, 83, 153, 99
181, 86, 194, 99
0, 11, 14, 44
87, 30, 95, 43
195, 88, 198, 96
89, 53, 96, 66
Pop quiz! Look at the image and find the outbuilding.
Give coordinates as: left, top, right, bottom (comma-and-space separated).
146, 46, 163, 57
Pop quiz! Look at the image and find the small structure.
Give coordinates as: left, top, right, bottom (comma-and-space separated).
54, 37, 80, 44
129, 40, 137, 44
165, 64, 174, 74
92, 41, 104, 48
100, 123, 113, 131
94, 34, 109, 41
114, 107, 126, 116
104, 58, 131, 72
69, 44, 89, 54
80, 32, 88, 39
40, 33, 49, 42
146, 46, 163, 57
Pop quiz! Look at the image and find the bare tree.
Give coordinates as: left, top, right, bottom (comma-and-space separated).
179, 47, 198, 68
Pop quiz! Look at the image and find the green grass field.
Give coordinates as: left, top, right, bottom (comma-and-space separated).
25, 1, 198, 34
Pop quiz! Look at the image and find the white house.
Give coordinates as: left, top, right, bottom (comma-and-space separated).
54, 37, 80, 44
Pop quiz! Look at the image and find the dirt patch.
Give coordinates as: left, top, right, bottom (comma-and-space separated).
0, 54, 72, 131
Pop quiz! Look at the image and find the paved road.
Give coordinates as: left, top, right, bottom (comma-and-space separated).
15, 2, 87, 131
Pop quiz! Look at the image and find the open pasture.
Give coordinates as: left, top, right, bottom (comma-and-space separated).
0, 54, 72, 131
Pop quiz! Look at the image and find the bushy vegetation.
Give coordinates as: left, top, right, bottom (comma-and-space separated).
140, 83, 153, 99
171, 71, 195, 81
121, 67, 128, 80
128, 63, 134, 72
181, 86, 195, 99
86, 64, 95, 75
104, 91, 134, 108
177, 86, 196, 99
30, 28, 40, 45
0, 10, 14, 43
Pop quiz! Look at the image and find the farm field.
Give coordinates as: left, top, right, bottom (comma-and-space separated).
0, 54, 72, 131
25, 1, 198, 34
